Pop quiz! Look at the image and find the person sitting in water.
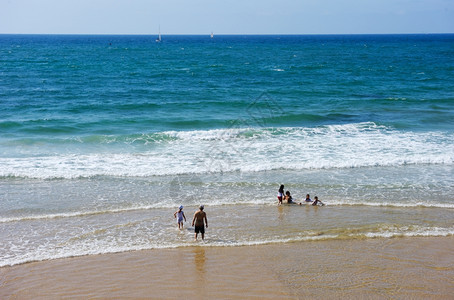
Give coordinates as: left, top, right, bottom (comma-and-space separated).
304, 194, 312, 203
312, 196, 325, 206
284, 191, 295, 204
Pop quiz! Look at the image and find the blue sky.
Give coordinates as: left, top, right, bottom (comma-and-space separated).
1, 0, 453, 34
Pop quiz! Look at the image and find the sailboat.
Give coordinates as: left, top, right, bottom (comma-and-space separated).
156, 26, 162, 43
210, 32, 214, 39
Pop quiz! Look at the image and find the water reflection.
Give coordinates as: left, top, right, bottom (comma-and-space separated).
193, 247, 206, 276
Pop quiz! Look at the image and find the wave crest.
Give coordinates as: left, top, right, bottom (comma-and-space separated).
1, 123, 453, 179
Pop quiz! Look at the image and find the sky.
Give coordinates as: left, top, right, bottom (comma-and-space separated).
1, 0, 453, 35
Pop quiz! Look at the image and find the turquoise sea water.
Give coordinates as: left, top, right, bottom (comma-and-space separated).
1, 34, 453, 266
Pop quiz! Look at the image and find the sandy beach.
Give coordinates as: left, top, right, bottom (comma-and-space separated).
1, 236, 453, 299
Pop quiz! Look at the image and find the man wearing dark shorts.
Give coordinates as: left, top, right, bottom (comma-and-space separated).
192, 205, 208, 240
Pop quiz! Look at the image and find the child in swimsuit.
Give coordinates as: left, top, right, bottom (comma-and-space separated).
277, 185, 284, 205
312, 196, 325, 206
174, 205, 186, 229
284, 191, 294, 203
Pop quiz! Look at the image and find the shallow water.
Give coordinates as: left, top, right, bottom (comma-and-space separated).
1, 166, 454, 266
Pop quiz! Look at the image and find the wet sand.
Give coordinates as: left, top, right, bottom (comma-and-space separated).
1, 237, 453, 299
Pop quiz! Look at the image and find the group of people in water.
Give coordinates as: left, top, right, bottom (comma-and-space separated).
277, 184, 325, 206
172, 184, 324, 241
174, 205, 208, 241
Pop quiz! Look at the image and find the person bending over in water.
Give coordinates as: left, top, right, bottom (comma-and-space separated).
277, 185, 284, 205
312, 196, 325, 206
192, 205, 208, 240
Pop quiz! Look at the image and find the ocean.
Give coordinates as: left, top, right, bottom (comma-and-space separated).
1, 34, 453, 267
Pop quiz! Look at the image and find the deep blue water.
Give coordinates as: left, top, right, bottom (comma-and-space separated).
2, 34, 453, 135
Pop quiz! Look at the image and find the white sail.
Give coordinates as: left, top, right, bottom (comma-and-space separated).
156, 26, 162, 42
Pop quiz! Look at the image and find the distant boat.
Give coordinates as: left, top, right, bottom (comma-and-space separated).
210, 32, 214, 39
156, 26, 162, 43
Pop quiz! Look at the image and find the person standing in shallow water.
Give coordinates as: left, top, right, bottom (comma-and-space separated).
192, 205, 208, 241
174, 205, 186, 230
277, 185, 284, 205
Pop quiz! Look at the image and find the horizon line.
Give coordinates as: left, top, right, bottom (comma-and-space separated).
1, 32, 453, 36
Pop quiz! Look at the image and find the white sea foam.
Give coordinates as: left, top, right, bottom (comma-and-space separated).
364, 226, 454, 238
2, 226, 453, 268
0, 123, 453, 179
0, 206, 156, 223
327, 200, 454, 209
2, 200, 453, 225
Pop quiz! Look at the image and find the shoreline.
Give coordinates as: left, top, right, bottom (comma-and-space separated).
2, 236, 453, 299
